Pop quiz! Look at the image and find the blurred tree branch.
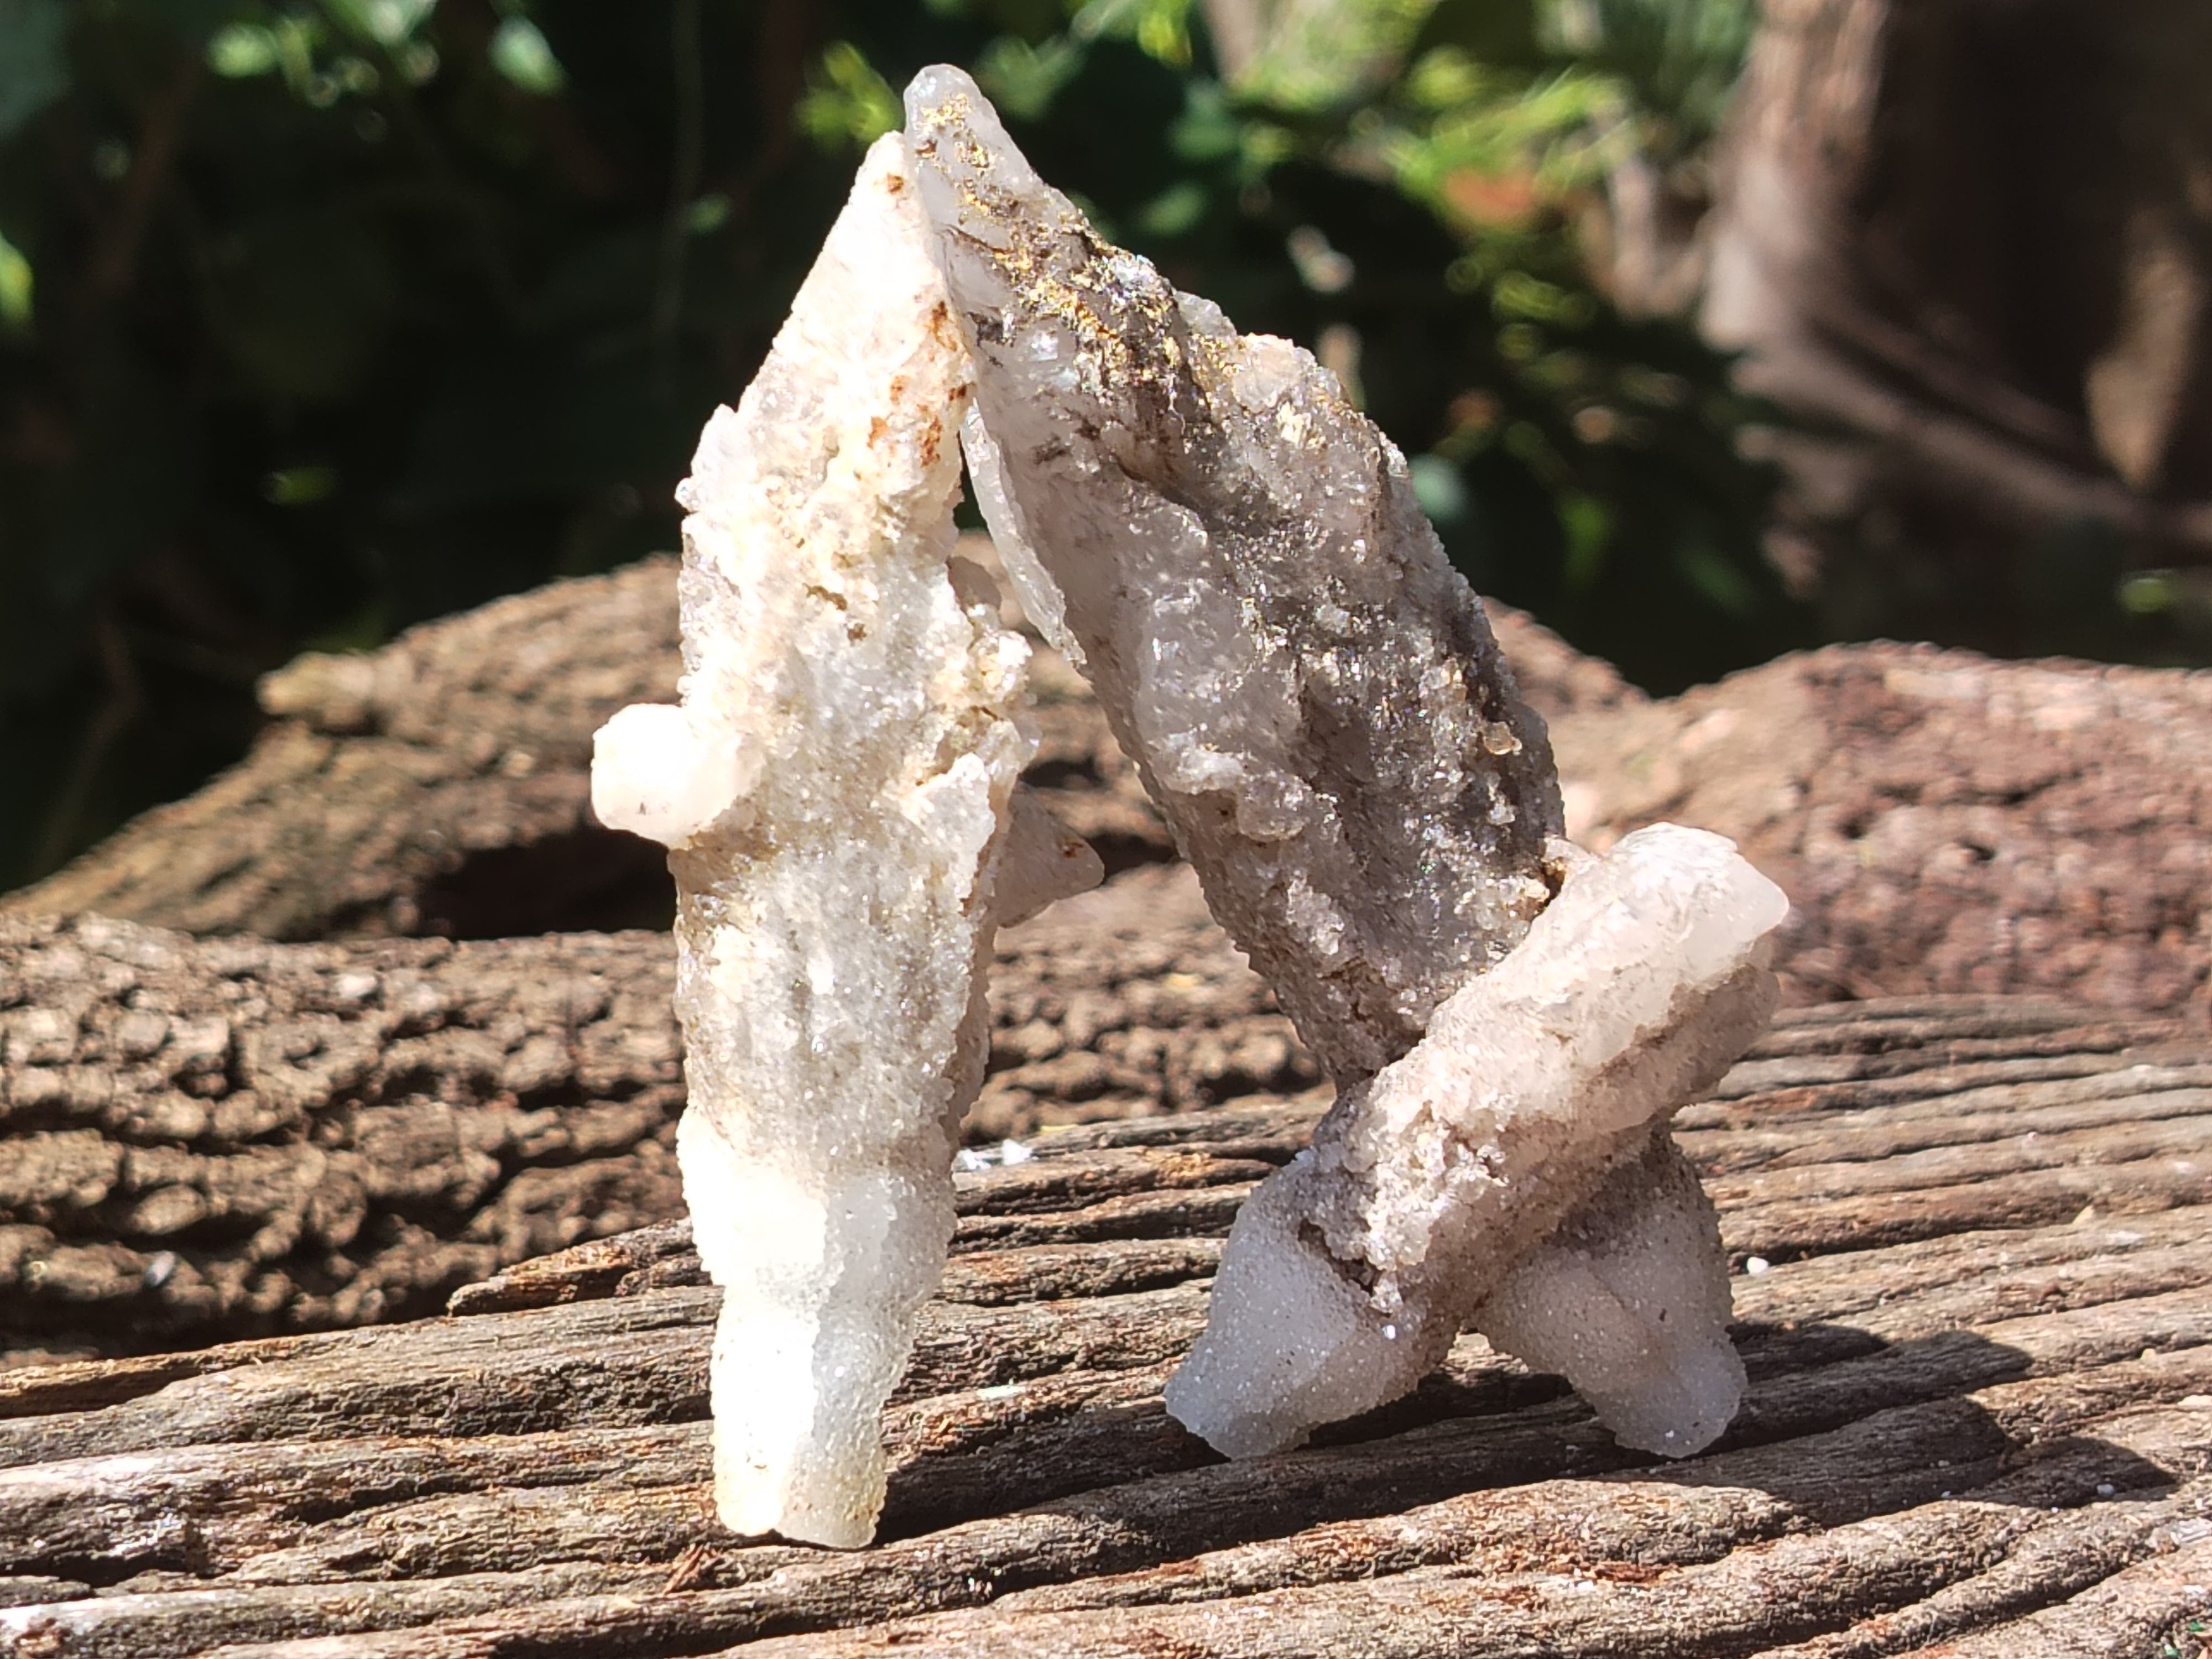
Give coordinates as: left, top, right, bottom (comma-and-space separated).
85, 48, 202, 303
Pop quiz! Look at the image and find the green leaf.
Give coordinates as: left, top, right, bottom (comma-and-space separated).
206, 23, 281, 77
0, 228, 32, 330
1559, 491, 1610, 592
320, 0, 434, 48
2118, 571, 2179, 617
975, 33, 1083, 121
1494, 270, 1594, 326
262, 463, 340, 505
1167, 79, 1239, 162
0, 0, 70, 144
1136, 178, 1206, 238
1073, 0, 1195, 69
1550, 0, 1757, 142
1222, 0, 1430, 110
489, 17, 566, 95
1676, 541, 1757, 618
795, 43, 900, 153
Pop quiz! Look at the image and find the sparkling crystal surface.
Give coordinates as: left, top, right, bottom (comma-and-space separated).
597, 75, 1788, 1516
589, 135, 1058, 1549
907, 66, 1562, 1083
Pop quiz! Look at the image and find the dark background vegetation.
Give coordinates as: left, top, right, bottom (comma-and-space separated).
2, 0, 2206, 891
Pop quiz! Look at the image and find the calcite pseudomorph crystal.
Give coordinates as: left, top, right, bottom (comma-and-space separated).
589, 133, 1093, 1549
596, 72, 1787, 1551
904, 66, 1787, 1463
1165, 826, 1785, 1457
908, 67, 1559, 1082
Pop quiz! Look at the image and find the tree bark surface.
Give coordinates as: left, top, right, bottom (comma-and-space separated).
0, 556, 1629, 942
1549, 643, 2212, 1016
2, 997, 2210, 1656
0, 869, 1317, 1365
6, 561, 2207, 1019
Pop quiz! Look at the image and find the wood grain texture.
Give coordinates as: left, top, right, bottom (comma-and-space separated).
2, 997, 2209, 1657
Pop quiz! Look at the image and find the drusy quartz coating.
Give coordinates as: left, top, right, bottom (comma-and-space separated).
905, 66, 1785, 1464
588, 134, 1093, 1550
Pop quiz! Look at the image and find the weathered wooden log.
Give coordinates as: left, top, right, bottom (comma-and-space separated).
0, 555, 1637, 944
2, 997, 2209, 1656
0, 915, 684, 1366
0, 869, 1316, 1364
0, 552, 1177, 942
7, 560, 695, 943
9, 559, 2206, 1021
6, 630, 2210, 1360
1552, 644, 2212, 1017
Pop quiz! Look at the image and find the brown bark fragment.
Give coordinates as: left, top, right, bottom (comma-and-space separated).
1549, 644, 2212, 1018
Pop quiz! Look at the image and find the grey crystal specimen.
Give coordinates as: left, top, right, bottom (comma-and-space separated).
907, 66, 1561, 1084
905, 66, 1780, 1462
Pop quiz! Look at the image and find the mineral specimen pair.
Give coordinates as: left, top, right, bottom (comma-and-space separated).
592, 67, 1788, 1550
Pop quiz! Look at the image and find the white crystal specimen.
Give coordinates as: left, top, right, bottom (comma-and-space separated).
1164, 825, 1785, 1458
589, 133, 1095, 1550
591, 702, 749, 851
1472, 1136, 1748, 1457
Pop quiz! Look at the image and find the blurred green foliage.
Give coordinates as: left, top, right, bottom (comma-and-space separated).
0, 0, 1801, 889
